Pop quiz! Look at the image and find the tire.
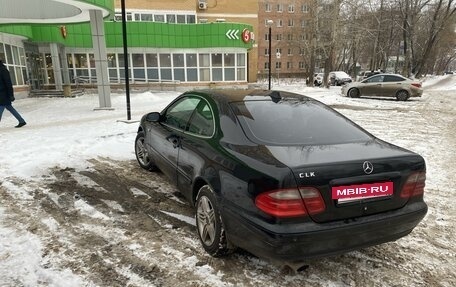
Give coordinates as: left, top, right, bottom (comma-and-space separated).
135, 131, 157, 171
396, 90, 410, 101
195, 185, 233, 257
348, 88, 360, 98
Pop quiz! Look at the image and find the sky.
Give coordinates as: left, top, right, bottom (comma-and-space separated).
0, 75, 455, 286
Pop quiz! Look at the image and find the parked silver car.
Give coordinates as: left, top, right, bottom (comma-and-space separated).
341, 74, 423, 101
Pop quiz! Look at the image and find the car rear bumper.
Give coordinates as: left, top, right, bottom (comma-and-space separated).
223, 201, 427, 262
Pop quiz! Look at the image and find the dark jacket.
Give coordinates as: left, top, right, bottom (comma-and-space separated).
0, 61, 14, 106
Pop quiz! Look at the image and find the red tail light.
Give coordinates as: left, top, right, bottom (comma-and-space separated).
255, 187, 325, 218
299, 187, 326, 215
400, 171, 426, 198
411, 83, 422, 88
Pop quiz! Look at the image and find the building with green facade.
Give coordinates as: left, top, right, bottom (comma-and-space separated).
0, 0, 254, 107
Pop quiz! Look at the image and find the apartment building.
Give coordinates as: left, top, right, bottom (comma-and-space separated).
258, 0, 314, 80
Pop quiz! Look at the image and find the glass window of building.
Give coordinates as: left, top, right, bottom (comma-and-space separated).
89, 54, 95, 68
224, 53, 235, 81
186, 54, 197, 82
177, 15, 186, 23
19, 47, 26, 66
146, 53, 158, 67
288, 4, 295, 13
167, 15, 176, 23
173, 54, 185, 67
212, 68, 222, 81
154, 14, 165, 22
0, 44, 5, 62
107, 54, 117, 67
187, 15, 196, 23
212, 54, 222, 67
132, 54, 145, 67
5, 45, 13, 64
132, 54, 145, 81
173, 54, 185, 82
199, 53, 210, 81
302, 4, 309, 13
277, 4, 283, 12
146, 53, 159, 81
74, 54, 88, 68
141, 14, 153, 21
9, 66, 17, 85
0, 43, 28, 86
160, 54, 171, 67
12, 47, 20, 65
237, 53, 246, 81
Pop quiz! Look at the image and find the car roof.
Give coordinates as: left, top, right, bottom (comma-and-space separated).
185, 89, 312, 104
331, 71, 350, 77
365, 73, 407, 79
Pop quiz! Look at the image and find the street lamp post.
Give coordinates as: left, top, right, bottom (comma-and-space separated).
267, 20, 273, 90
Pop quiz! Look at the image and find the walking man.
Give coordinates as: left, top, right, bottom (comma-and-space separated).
0, 59, 26, 128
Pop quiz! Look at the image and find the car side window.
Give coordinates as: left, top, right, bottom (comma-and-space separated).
384, 75, 405, 82
365, 75, 384, 83
187, 100, 215, 137
163, 97, 200, 130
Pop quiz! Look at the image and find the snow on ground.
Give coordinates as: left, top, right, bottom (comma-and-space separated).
0, 75, 455, 286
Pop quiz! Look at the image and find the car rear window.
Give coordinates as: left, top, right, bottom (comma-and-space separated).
230, 99, 372, 145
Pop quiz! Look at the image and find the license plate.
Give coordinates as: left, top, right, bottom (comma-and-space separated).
332, 182, 394, 202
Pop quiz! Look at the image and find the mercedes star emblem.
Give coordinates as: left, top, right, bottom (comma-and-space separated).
363, 161, 374, 174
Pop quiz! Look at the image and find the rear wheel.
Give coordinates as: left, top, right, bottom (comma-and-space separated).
348, 88, 360, 98
135, 131, 157, 171
396, 90, 410, 101
196, 185, 233, 257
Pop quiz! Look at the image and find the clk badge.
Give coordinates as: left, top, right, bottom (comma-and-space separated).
363, 161, 374, 174
299, 172, 315, 178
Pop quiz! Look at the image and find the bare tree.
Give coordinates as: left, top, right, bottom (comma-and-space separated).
414, 0, 456, 76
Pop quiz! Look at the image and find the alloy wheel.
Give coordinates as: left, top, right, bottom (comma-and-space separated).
197, 195, 216, 246
135, 136, 150, 166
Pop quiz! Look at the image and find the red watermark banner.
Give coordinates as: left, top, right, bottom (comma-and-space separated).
332, 182, 394, 200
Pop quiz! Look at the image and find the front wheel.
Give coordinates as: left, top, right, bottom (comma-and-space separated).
135, 131, 157, 171
348, 88, 360, 98
396, 90, 410, 101
196, 185, 233, 257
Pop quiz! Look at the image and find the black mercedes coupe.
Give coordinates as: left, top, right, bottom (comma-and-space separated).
134, 89, 427, 262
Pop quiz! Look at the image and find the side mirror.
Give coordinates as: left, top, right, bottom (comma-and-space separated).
146, 112, 161, 122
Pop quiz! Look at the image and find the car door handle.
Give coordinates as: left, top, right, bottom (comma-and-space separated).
167, 136, 180, 148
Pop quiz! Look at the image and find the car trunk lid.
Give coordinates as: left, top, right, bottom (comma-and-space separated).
265, 140, 425, 223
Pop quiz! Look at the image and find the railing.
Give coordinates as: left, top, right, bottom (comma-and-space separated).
73, 76, 181, 91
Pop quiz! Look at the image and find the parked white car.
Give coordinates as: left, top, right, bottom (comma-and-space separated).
328, 71, 352, 86
313, 73, 323, 86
